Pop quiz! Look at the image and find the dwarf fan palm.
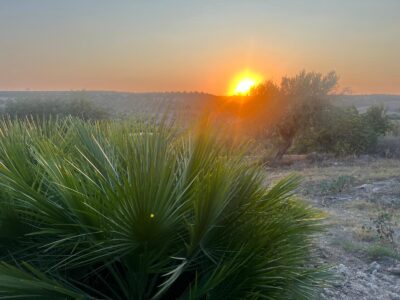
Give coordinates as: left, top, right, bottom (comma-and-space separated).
0, 118, 327, 299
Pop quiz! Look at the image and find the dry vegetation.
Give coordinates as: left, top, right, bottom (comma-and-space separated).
267, 157, 400, 299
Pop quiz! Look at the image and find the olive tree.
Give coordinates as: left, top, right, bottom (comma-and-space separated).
251, 70, 338, 161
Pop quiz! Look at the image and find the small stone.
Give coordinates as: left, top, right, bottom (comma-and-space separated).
337, 263, 349, 276
368, 261, 381, 273
388, 266, 400, 276
357, 184, 368, 189
356, 271, 367, 279
332, 281, 342, 288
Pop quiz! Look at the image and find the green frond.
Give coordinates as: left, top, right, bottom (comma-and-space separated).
0, 118, 329, 299
0, 262, 89, 299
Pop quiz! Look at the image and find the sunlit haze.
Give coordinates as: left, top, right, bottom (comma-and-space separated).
234, 79, 257, 95
229, 71, 263, 95
0, 0, 399, 94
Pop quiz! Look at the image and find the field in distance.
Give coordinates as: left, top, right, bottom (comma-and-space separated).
1, 91, 399, 119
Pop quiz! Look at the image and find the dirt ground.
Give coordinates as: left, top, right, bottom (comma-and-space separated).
267, 157, 400, 300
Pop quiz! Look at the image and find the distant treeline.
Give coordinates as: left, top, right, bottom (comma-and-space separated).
0, 98, 108, 120
0, 82, 397, 159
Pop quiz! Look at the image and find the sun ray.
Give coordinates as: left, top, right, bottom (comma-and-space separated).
228, 71, 263, 96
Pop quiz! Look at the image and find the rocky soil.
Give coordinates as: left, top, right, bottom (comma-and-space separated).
268, 157, 400, 299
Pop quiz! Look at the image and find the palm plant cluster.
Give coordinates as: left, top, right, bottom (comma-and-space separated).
0, 118, 327, 299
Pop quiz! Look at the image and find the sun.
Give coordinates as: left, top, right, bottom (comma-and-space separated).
234, 78, 257, 95
229, 71, 263, 96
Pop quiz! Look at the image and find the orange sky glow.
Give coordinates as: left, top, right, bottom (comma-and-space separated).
1, 1, 399, 95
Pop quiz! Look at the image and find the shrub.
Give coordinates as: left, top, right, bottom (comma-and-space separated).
375, 136, 400, 158
249, 71, 338, 161
294, 105, 391, 155
0, 118, 327, 299
248, 71, 393, 157
364, 105, 391, 136
389, 120, 400, 136
366, 244, 400, 261
318, 175, 356, 195
274, 72, 338, 160
338, 241, 400, 261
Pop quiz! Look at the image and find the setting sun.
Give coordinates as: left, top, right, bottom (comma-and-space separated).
234, 78, 256, 94
229, 71, 263, 95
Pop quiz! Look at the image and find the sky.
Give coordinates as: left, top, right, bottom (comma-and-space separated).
0, 0, 399, 95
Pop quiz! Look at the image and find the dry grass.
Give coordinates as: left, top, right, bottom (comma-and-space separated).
352, 227, 377, 242
268, 158, 400, 181
267, 157, 400, 264
345, 200, 378, 211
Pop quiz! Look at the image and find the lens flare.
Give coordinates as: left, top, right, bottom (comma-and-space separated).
229, 71, 263, 96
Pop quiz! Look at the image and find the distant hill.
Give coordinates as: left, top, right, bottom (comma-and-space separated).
0, 91, 218, 119
332, 94, 400, 113
1, 91, 399, 118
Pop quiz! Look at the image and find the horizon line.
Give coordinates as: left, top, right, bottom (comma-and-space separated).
1, 90, 400, 97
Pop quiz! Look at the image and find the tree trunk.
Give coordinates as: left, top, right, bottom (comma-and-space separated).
273, 138, 293, 163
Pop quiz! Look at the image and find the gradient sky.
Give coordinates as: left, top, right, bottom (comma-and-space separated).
1, 0, 399, 95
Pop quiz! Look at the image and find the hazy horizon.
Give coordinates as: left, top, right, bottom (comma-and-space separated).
1, 90, 400, 97
1, 0, 399, 95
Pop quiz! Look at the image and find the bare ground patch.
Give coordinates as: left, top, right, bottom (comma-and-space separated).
267, 157, 400, 299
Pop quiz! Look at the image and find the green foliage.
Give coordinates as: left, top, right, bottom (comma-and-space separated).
375, 136, 400, 158
294, 105, 391, 155
366, 244, 400, 261
250, 70, 339, 160
308, 175, 356, 196
389, 120, 400, 136
251, 71, 394, 157
0, 118, 327, 299
364, 105, 392, 135
0, 262, 88, 299
338, 240, 400, 261
2, 98, 108, 120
